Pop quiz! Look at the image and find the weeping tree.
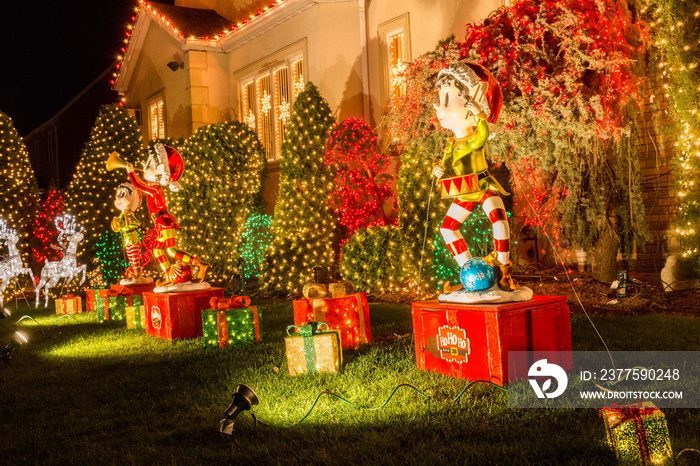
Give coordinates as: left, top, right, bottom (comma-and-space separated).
386, 0, 649, 283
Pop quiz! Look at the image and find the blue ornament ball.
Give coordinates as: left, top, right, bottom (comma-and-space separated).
459, 258, 497, 291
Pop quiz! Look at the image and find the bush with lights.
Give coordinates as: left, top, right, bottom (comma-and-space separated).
65, 104, 147, 279
168, 122, 266, 287
240, 213, 273, 279
387, 0, 649, 282
0, 110, 40, 268
647, 1, 700, 276
339, 225, 405, 293
260, 82, 338, 295
324, 117, 396, 244
31, 188, 65, 265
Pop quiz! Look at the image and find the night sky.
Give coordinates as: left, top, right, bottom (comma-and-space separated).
0, 0, 138, 136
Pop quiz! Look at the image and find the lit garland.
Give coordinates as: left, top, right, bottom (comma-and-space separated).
324, 117, 397, 247
64, 104, 147, 274
31, 189, 65, 264
168, 122, 266, 286
240, 213, 273, 279
260, 82, 338, 295
0, 110, 40, 271
644, 1, 700, 274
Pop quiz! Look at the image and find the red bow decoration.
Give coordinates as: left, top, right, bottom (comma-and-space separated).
105, 285, 134, 297
209, 296, 251, 310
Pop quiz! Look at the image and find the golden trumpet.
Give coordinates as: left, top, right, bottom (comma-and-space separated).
106, 151, 142, 172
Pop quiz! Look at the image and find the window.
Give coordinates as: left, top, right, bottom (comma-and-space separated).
240, 56, 304, 161
378, 15, 411, 110
148, 96, 165, 140
47, 130, 56, 167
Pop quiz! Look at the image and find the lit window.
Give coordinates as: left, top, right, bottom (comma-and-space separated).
274, 66, 290, 159
387, 30, 406, 99
241, 56, 304, 161
148, 97, 165, 140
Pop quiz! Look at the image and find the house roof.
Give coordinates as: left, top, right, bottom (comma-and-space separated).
141, 2, 234, 39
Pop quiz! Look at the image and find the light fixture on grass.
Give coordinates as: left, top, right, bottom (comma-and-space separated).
219, 384, 258, 435
0, 308, 10, 319
1, 331, 29, 362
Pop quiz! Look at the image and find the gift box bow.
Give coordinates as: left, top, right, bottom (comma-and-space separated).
302, 281, 354, 299
62, 294, 75, 299
599, 402, 658, 429
287, 321, 330, 337
209, 296, 251, 310
105, 286, 134, 297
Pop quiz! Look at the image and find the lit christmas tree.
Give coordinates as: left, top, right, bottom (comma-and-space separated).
0, 110, 40, 266
169, 121, 266, 286
31, 188, 65, 264
647, 0, 700, 276
260, 82, 338, 294
64, 104, 146, 275
324, 117, 396, 245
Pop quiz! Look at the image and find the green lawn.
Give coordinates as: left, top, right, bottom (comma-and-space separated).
0, 299, 698, 465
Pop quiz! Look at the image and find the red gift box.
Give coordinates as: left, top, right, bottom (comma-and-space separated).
293, 292, 371, 349
144, 288, 224, 340
412, 295, 572, 384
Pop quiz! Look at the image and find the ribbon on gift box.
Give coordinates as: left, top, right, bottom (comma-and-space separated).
105, 286, 135, 297
287, 322, 331, 373
209, 296, 251, 310
599, 402, 658, 463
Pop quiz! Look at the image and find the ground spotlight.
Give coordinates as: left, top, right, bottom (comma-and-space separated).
0, 308, 10, 319
2, 331, 29, 362
219, 384, 259, 435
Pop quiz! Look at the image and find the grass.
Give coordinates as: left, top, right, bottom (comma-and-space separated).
0, 299, 699, 465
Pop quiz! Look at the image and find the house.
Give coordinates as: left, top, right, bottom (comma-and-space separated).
113, 0, 507, 212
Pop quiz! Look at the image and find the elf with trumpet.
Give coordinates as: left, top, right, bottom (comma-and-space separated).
107, 144, 209, 288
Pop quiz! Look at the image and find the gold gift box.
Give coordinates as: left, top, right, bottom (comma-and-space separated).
285, 330, 342, 376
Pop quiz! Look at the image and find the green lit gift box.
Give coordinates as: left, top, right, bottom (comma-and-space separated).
97, 286, 140, 322
202, 296, 261, 348
126, 304, 146, 329
285, 322, 342, 376
599, 402, 673, 464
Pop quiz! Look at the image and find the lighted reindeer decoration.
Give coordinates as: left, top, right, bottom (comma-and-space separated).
35, 216, 87, 308
0, 219, 35, 308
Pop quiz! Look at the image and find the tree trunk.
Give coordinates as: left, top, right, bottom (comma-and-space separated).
590, 222, 620, 283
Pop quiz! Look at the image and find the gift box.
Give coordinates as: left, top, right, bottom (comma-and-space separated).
126, 304, 146, 330
85, 289, 103, 312
144, 288, 225, 340
599, 402, 673, 465
285, 322, 342, 376
55, 295, 82, 315
202, 296, 261, 348
293, 283, 371, 350
412, 295, 572, 384
97, 286, 139, 322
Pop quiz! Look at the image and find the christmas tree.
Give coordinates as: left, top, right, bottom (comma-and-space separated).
64, 104, 146, 275
324, 117, 396, 245
260, 82, 338, 294
0, 110, 40, 266
168, 122, 266, 285
648, 0, 700, 276
31, 188, 65, 264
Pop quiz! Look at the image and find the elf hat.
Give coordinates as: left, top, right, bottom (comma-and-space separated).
153, 143, 184, 191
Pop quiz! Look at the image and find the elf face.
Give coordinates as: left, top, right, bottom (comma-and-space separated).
434, 80, 471, 135
114, 183, 141, 213
142, 151, 164, 183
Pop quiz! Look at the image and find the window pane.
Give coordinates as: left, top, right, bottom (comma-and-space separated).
388, 31, 406, 99
274, 66, 289, 159
243, 81, 256, 130
256, 75, 273, 160
292, 58, 304, 99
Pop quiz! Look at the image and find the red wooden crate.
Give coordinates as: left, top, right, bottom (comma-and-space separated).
293, 292, 371, 349
143, 288, 224, 340
412, 295, 572, 385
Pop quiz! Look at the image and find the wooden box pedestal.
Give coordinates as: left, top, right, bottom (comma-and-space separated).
144, 288, 224, 340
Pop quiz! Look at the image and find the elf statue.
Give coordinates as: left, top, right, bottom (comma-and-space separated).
111, 182, 152, 285
115, 144, 209, 290
432, 62, 519, 294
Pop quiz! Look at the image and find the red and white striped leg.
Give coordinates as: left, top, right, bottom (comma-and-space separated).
440, 198, 477, 267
